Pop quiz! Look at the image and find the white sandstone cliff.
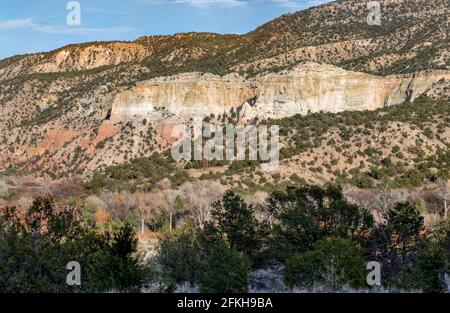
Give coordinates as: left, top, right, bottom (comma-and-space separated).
110, 62, 450, 122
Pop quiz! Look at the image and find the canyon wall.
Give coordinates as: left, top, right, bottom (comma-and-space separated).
110, 63, 450, 122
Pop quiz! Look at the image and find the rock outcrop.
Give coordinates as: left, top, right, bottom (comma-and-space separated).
0, 42, 150, 81
110, 72, 256, 120
110, 63, 450, 121
385, 71, 450, 105
0, 0, 447, 178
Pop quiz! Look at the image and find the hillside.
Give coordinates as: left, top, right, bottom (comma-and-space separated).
0, 0, 449, 296
0, 0, 448, 79
0, 0, 448, 181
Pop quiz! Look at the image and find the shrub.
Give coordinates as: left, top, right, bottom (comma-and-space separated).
0, 196, 144, 293
210, 191, 267, 260
365, 202, 424, 284
395, 221, 449, 293
289, 173, 307, 185
85, 172, 107, 193
387, 202, 424, 243
268, 185, 374, 260
170, 170, 191, 188
283, 238, 366, 289
198, 242, 250, 293
157, 226, 202, 287
83, 224, 144, 292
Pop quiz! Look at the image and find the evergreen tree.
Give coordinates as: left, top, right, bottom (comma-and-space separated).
267, 185, 373, 260
210, 190, 266, 259
366, 202, 424, 284
198, 242, 250, 293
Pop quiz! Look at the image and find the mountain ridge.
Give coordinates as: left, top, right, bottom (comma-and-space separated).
0, 0, 448, 180
0, 0, 448, 81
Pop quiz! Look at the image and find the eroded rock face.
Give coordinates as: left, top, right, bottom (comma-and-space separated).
385, 71, 450, 106
110, 63, 450, 122
110, 73, 256, 120
0, 42, 150, 81
244, 63, 396, 119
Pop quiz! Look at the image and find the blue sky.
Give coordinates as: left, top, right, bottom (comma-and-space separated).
0, 0, 331, 60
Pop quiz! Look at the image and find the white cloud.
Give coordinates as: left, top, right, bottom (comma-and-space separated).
0, 17, 136, 35
0, 18, 34, 30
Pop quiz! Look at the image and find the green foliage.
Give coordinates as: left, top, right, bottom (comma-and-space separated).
268, 185, 374, 260
210, 190, 267, 260
0, 196, 144, 293
387, 202, 424, 243
147, 213, 168, 232
157, 226, 202, 286
266, 98, 450, 189
83, 224, 144, 292
157, 220, 252, 293
395, 221, 449, 293
170, 170, 191, 188
85, 152, 178, 192
365, 202, 424, 284
226, 160, 260, 174
2, 185, 447, 293
289, 173, 307, 186
284, 238, 366, 289
85, 172, 108, 193
198, 242, 250, 293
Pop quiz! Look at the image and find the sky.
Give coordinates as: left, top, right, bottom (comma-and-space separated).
0, 0, 331, 60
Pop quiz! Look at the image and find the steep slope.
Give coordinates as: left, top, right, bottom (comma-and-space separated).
241, 0, 448, 75
0, 0, 448, 179
110, 63, 450, 121
0, 0, 447, 81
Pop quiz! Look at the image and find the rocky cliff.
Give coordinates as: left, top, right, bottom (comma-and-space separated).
0, 0, 448, 178
110, 63, 450, 121
110, 73, 255, 120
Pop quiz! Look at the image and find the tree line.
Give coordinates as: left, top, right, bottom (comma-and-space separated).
0, 184, 448, 293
